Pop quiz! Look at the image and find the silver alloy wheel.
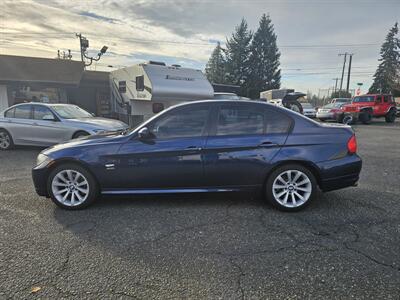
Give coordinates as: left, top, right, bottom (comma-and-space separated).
272, 170, 312, 208
0, 131, 11, 149
51, 169, 89, 206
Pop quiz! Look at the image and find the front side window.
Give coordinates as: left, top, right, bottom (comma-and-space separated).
33, 106, 54, 120
14, 105, 31, 119
217, 105, 264, 136
150, 106, 209, 139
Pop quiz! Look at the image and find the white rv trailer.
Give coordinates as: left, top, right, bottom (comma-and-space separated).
110, 61, 213, 126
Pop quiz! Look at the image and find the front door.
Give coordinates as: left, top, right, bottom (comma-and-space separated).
32, 105, 70, 145
203, 103, 291, 188
104, 104, 211, 190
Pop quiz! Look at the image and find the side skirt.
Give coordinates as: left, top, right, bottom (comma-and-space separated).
101, 186, 259, 195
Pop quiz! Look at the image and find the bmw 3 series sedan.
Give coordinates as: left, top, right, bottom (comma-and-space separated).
32, 100, 362, 211
0, 103, 128, 149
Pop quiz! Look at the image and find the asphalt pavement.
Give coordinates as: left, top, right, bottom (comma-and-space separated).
0, 119, 399, 299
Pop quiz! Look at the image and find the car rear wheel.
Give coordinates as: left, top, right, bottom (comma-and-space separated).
265, 164, 317, 212
385, 110, 396, 123
47, 164, 98, 210
0, 129, 13, 150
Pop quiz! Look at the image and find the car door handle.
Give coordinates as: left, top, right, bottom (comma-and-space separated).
185, 146, 202, 151
258, 141, 278, 147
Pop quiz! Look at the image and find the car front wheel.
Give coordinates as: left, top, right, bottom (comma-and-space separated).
265, 164, 317, 211
47, 164, 98, 209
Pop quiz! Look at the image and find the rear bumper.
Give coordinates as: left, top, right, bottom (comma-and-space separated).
32, 168, 49, 197
317, 154, 362, 192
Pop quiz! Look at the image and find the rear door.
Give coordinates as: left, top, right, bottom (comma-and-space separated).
373, 95, 384, 115
8, 104, 36, 145
203, 103, 291, 188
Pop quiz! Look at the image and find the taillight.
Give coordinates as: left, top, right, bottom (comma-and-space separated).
347, 135, 357, 154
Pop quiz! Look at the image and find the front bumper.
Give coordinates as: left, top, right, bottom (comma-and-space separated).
32, 167, 50, 197
317, 154, 362, 192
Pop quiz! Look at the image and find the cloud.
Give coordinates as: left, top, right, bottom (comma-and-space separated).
1, 0, 399, 93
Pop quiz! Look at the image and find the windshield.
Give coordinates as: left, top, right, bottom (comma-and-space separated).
352, 96, 375, 103
333, 98, 350, 103
51, 105, 93, 119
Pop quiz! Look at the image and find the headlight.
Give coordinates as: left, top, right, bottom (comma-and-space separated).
35, 154, 52, 169
92, 129, 106, 134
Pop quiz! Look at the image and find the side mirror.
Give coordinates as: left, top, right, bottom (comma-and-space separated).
42, 114, 56, 121
138, 127, 152, 139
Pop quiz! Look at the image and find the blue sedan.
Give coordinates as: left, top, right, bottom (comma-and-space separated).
32, 100, 362, 211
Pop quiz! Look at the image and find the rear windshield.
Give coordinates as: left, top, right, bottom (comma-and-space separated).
323, 102, 343, 109
353, 96, 375, 103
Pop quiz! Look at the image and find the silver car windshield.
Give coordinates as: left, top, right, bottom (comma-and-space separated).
50, 105, 93, 119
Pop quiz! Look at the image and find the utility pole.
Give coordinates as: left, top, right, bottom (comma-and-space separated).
338, 52, 348, 97
333, 77, 339, 94
346, 53, 354, 93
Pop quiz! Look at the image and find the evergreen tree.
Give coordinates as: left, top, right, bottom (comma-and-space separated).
205, 42, 226, 84
247, 14, 281, 99
369, 22, 400, 94
224, 18, 252, 95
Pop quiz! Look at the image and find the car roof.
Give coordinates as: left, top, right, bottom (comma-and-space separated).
7, 102, 75, 109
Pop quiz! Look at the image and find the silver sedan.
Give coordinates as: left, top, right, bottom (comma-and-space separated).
0, 103, 128, 150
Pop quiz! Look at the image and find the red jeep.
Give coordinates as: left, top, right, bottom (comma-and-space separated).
342, 94, 397, 124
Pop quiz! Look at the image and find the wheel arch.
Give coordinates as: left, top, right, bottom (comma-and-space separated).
72, 130, 90, 139
47, 158, 100, 189
262, 160, 322, 190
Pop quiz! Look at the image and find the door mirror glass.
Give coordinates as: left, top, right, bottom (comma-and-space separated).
138, 127, 152, 139
42, 114, 56, 121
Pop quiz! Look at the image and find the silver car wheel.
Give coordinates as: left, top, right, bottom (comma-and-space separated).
272, 170, 312, 208
51, 170, 89, 206
0, 131, 11, 149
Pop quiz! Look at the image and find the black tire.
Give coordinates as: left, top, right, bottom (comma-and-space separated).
265, 164, 317, 212
385, 110, 396, 123
72, 131, 90, 139
47, 163, 98, 210
342, 115, 354, 125
360, 111, 372, 124
336, 114, 344, 123
0, 129, 14, 150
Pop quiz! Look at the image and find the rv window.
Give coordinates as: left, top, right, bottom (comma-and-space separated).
136, 76, 144, 91
118, 81, 126, 93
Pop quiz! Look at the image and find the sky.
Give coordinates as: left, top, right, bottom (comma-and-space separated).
1, 0, 399, 96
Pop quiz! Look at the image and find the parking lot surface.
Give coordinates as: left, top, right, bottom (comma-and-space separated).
0, 119, 399, 299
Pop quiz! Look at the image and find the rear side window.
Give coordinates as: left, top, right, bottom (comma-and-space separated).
265, 110, 291, 134
150, 105, 209, 139
14, 105, 31, 119
383, 95, 391, 103
4, 108, 15, 118
217, 105, 264, 136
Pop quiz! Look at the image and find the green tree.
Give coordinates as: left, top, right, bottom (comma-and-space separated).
205, 42, 226, 84
224, 18, 253, 95
369, 22, 400, 94
247, 14, 281, 99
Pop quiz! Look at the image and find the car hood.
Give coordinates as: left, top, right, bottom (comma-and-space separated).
42, 132, 129, 156
303, 108, 316, 112
63, 117, 128, 130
